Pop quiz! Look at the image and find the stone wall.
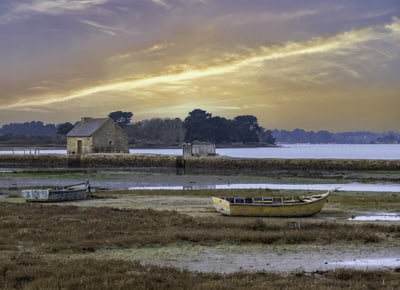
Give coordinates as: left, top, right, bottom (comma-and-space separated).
92, 120, 128, 153
1, 154, 400, 172
0, 154, 176, 169
80, 154, 176, 168
183, 157, 400, 174
0, 154, 69, 168
67, 137, 92, 154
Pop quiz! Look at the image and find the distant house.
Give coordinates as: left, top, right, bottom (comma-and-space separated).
67, 117, 129, 154
183, 142, 216, 158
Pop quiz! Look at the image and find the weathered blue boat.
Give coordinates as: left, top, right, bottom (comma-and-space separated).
22, 181, 90, 202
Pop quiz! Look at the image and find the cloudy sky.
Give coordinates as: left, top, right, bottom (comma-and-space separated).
1, 0, 399, 131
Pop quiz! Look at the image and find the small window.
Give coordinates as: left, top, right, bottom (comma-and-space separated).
109, 140, 113, 145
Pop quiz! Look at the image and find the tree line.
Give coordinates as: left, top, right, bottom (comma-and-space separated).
273, 129, 400, 144
121, 109, 275, 147
0, 109, 275, 147
1, 110, 399, 146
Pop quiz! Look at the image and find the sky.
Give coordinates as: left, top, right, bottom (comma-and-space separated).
0, 0, 399, 132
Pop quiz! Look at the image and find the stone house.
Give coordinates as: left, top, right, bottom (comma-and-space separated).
67, 117, 129, 154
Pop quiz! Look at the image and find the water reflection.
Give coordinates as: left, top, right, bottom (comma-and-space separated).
1, 144, 400, 159
331, 258, 400, 268
349, 214, 400, 221
129, 182, 400, 192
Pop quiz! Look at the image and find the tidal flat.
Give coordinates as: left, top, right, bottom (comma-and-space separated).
0, 169, 399, 289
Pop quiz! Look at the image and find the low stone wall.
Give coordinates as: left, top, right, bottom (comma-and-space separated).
80, 154, 177, 168
184, 157, 400, 173
0, 154, 399, 172
0, 154, 177, 169
0, 154, 69, 169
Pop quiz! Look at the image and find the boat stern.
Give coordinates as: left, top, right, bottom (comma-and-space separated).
22, 189, 50, 201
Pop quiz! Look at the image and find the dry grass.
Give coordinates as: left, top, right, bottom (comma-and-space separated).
0, 253, 399, 290
1, 202, 399, 253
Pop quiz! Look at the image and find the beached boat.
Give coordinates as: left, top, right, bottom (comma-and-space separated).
22, 181, 90, 202
212, 191, 331, 217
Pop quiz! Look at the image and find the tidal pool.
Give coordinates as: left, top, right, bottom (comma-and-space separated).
349, 213, 400, 221
331, 258, 400, 269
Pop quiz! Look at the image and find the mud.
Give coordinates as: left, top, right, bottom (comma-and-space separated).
87, 244, 400, 273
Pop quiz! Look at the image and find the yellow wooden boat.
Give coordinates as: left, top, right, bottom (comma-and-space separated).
212, 191, 331, 217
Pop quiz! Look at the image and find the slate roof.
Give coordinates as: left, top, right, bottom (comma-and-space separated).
67, 118, 109, 137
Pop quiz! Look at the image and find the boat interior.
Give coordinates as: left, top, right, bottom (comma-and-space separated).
223, 194, 325, 205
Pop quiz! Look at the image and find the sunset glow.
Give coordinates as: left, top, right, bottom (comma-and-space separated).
1, 1, 399, 131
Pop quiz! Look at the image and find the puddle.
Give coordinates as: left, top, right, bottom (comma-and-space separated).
331, 258, 400, 269
129, 182, 400, 192
349, 213, 400, 221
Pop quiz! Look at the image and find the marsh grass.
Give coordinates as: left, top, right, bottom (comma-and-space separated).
0, 203, 398, 254
0, 253, 399, 290
328, 191, 400, 211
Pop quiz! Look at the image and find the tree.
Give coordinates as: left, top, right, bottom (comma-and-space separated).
183, 109, 213, 142
259, 128, 276, 145
183, 110, 265, 144
209, 116, 232, 143
108, 111, 133, 127
233, 115, 261, 143
56, 122, 74, 135
125, 118, 185, 146
0, 121, 56, 136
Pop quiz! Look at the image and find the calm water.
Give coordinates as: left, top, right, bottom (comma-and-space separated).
1, 144, 399, 160
133, 144, 400, 159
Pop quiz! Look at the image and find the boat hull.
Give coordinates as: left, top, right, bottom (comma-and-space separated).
212, 192, 330, 217
22, 182, 89, 202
